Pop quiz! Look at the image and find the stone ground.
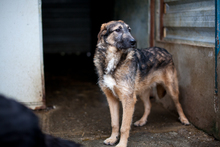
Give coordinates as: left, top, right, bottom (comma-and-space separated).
35, 54, 220, 147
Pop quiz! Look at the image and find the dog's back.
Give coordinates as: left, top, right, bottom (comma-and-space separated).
134, 47, 173, 79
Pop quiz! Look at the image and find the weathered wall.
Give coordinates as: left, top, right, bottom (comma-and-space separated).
0, 0, 45, 109
114, 0, 150, 48
216, 53, 220, 140
155, 41, 217, 136
154, 0, 219, 139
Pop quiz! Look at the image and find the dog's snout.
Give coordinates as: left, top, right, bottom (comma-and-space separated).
130, 39, 136, 46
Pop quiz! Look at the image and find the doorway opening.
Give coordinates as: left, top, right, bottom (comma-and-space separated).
42, 0, 115, 106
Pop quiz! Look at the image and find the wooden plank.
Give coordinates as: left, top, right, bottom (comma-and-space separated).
43, 9, 90, 18
43, 36, 90, 43
161, 0, 215, 45
42, 0, 91, 53
42, 0, 89, 4
43, 3, 90, 7
165, 27, 215, 44
164, 10, 214, 17
164, 20, 214, 27
43, 43, 90, 53
160, 0, 164, 40
43, 19, 90, 28
165, 0, 214, 13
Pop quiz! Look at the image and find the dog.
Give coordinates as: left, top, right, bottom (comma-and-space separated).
0, 94, 81, 147
93, 20, 189, 147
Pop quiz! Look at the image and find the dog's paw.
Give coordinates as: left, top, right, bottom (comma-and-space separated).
104, 136, 118, 146
179, 117, 190, 125
134, 120, 147, 127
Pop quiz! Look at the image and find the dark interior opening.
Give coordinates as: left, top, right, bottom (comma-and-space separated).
42, 0, 115, 103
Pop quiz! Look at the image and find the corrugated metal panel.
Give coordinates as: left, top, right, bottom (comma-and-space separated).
163, 0, 215, 45
42, 0, 91, 53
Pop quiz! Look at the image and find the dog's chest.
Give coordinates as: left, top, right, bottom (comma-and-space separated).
102, 57, 118, 95
105, 58, 116, 74
103, 74, 116, 91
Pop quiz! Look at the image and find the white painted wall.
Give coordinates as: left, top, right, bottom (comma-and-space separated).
0, 0, 45, 109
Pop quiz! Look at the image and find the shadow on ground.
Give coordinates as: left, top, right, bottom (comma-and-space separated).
35, 54, 220, 147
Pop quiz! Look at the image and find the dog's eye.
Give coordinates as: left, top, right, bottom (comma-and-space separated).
115, 28, 120, 32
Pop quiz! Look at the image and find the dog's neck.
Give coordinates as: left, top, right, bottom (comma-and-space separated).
104, 46, 123, 75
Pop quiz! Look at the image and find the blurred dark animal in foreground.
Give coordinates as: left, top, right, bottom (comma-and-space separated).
0, 94, 81, 147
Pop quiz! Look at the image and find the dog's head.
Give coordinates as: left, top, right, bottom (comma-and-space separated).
97, 20, 136, 50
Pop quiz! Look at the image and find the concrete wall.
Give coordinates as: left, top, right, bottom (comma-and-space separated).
155, 41, 217, 137
114, 0, 151, 48
216, 53, 220, 139
0, 0, 45, 109
153, 0, 219, 139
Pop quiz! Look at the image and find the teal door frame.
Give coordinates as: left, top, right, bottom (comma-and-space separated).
215, 0, 220, 95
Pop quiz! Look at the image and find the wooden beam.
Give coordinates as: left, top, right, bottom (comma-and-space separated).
160, 0, 164, 40
150, 0, 155, 47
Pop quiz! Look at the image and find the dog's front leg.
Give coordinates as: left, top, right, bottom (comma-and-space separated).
103, 89, 120, 145
116, 93, 136, 147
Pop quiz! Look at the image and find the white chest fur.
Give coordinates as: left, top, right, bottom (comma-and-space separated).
103, 74, 116, 95
105, 58, 115, 74
102, 47, 122, 96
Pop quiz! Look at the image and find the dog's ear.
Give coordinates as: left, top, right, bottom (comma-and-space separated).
97, 23, 107, 43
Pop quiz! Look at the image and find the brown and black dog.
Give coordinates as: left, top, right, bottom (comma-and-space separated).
94, 20, 189, 147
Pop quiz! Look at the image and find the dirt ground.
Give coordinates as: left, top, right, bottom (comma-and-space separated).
35, 54, 220, 147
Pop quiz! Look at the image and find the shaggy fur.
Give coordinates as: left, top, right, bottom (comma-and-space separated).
0, 94, 81, 147
94, 20, 189, 147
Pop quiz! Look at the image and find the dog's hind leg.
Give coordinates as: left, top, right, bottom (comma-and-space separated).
165, 70, 190, 125
116, 93, 136, 147
134, 89, 151, 127
103, 89, 120, 145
